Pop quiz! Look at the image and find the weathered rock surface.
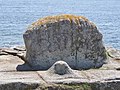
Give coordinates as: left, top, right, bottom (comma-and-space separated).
23, 14, 107, 70
1, 47, 26, 61
106, 47, 120, 60
0, 55, 24, 71
0, 48, 45, 90
0, 14, 120, 90
0, 72, 45, 90
12, 45, 26, 51
0, 48, 29, 71
0, 47, 120, 90
48, 61, 74, 75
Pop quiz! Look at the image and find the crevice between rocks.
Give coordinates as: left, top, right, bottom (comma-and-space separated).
1, 47, 26, 61
36, 71, 48, 84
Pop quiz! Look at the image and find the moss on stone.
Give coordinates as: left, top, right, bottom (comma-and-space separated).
30, 14, 92, 29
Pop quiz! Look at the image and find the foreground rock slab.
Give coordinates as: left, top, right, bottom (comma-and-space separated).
38, 60, 120, 85
0, 13, 120, 89
37, 70, 120, 90
1, 70, 120, 90
0, 71, 45, 90
0, 55, 28, 72
0, 50, 120, 90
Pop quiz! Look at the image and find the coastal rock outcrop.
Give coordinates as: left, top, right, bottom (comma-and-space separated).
23, 14, 107, 70
0, 14, 120, 90
0, 46, 120, 90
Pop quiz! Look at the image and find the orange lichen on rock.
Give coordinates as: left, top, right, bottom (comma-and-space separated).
31, 14, 89, 27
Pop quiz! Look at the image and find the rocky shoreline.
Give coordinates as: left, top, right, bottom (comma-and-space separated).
0, 46, 120, 90
0, 14, 120, 90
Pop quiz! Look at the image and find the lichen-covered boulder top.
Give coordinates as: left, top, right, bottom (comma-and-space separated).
23, 14, 107, 70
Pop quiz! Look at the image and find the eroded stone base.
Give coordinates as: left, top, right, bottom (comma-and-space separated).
0, 46, 120, 90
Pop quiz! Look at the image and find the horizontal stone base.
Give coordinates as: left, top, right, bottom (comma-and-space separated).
0, 46, 120, 90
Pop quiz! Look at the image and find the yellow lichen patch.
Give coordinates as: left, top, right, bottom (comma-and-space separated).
31, 14, 89, 28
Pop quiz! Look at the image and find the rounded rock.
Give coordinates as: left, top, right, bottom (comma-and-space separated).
23, 14, 107, 70
49, 61, 73, 75
54, 61, 72, 75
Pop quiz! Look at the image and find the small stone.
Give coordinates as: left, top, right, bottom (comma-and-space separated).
48, 61, 73, 75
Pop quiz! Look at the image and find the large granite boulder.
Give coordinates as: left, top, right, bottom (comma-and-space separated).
23, 14, 107, 70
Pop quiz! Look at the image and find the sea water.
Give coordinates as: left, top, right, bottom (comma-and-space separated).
0, 0, 120, 49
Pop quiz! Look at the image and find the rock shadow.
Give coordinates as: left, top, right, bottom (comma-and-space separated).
16, 63, 33, 71
16, 63, 48, 71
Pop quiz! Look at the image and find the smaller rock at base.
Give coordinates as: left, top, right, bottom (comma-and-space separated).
48, 61, 74, 75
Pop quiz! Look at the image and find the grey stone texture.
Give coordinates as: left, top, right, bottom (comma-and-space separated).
48, 61, 74, 75
106, 46, 120, 59
23, 14, 107, 70
0, 47, 120, 90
